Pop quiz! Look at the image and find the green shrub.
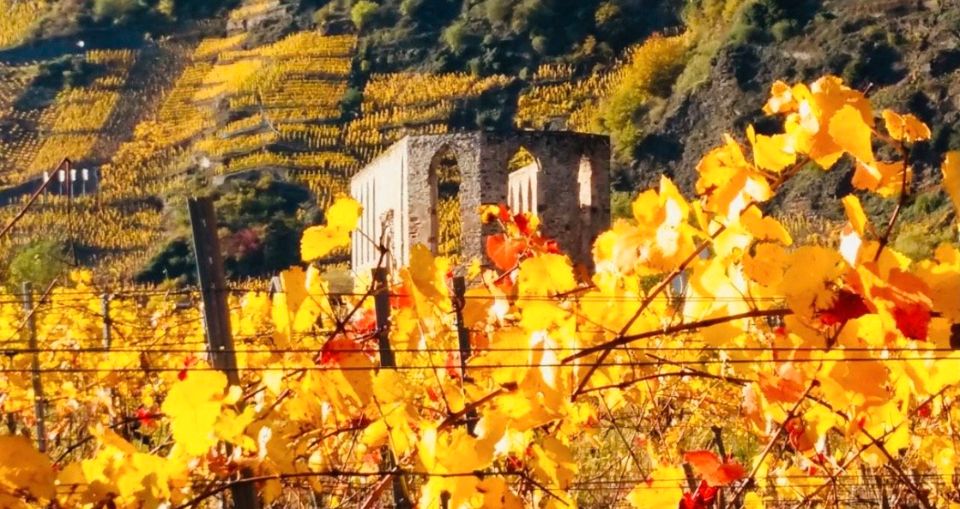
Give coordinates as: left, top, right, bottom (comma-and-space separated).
137, 177, 315, 284
93, 0, 144, 21
8, 240, 68, 288
442, 19, 467, 53
530, 34, 548, 54
596, 35, 689, 161
485, 0, 512, 25
610, 191, 634, 219
769, 18, 797, 41
340, 87, 363, 120
350, 0, 379, 30
399, 0, 423, 17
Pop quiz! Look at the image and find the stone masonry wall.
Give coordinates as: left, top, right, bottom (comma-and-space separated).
350, 130, 610, 273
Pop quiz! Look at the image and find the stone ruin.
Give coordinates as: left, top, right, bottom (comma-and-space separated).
349, 130, 610, 273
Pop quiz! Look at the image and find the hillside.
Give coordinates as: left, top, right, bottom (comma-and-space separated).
0, 0, 957, 284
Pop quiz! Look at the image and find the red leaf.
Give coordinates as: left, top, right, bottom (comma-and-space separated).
388, 280, 414, 309
818, 289, 870, 326
677, 482, 717, 509
695, 480, 717, 505
683, 450, 746, 487
352, 308, 378, 335
445, 352, 462, 379
485, 234, 526, 271
786, 417, 816, 452
892, 301, 930, 340
514, 212, 534, 236
497, 203, 511, 222
178, 354, 198, 380
320, 337, 362, 366
135, 407, 155, 427
678, 492, 701, 509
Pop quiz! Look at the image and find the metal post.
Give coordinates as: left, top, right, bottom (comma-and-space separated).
372, 268, 411, 509
21, 283, 46, 452
188, 197, 259, 509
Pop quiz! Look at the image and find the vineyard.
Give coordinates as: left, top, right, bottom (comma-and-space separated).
0, 0, 532, 280
0, 75, 959, 509
1, 1, 960, 506
0, 0, 742, 284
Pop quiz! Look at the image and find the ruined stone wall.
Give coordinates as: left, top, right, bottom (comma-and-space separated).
350, 138, 408, 272
508, 163, 538, 214
350, 130, 610, 272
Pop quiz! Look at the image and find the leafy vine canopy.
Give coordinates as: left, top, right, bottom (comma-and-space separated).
4, 74, 960, 509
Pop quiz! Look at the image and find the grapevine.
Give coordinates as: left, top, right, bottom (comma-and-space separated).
3, 75, 960, 509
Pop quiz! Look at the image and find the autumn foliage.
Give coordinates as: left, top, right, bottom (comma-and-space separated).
4, 75, 960, 508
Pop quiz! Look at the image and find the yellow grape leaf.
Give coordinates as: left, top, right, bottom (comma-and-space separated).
915, 244, 960, 321
477, 477, 524, 509
293, 294, 324, 332
462, 286, 494, 328
762, 80, 797, 114
852, 159, 908, 197
409, 244, 449, 305
530, 436, 577, 489
262, 370, 283, 395
882, 109, 931, 142
744, 492, 765, 509
72, 427, 181, 508
742, 242, 788, 287
739, 206, 792, 245
0, 436, 54, 505
262, 479, 283, 505
518, 253, 576, 296
214, 407, 257, 449
161, 371, 227, 456
696, 134, 772, 219
325, 195, 363, 230
301, 195, 362, 261
942, 151, 960, 215
627, 465, 685, 509
781, 246, 845, 319
300, 225, 351, 262
841, 194, 868, 236
748, 124, 796, 172
778, 76, 872, 170
828, 104, 874, 164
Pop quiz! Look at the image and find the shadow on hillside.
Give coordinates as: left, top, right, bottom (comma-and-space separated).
0, 28, 146, 65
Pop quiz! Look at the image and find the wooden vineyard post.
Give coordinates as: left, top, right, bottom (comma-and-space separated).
101, 293, 112, 350
188, 197, 259, 509
21, 282, 46, 452
452, 276, 478, 435
372, 268, 412, 509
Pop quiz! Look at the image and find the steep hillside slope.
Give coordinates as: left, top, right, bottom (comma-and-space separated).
0, 0, 956, 282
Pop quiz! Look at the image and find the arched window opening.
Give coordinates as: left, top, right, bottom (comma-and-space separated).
507, 146, 539, 215
577, 155, 592, 208
577, 155, 594, 261
428, 145, 462, 262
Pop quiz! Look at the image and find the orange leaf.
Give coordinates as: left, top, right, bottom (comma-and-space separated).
758, 363, 807, 404
882, 109, 931, 143
683, 450, 746, 487
485, 234, 526, 271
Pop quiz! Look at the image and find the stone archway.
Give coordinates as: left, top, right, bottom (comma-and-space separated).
506, 145, 540, 215
427, 144, 463, 261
